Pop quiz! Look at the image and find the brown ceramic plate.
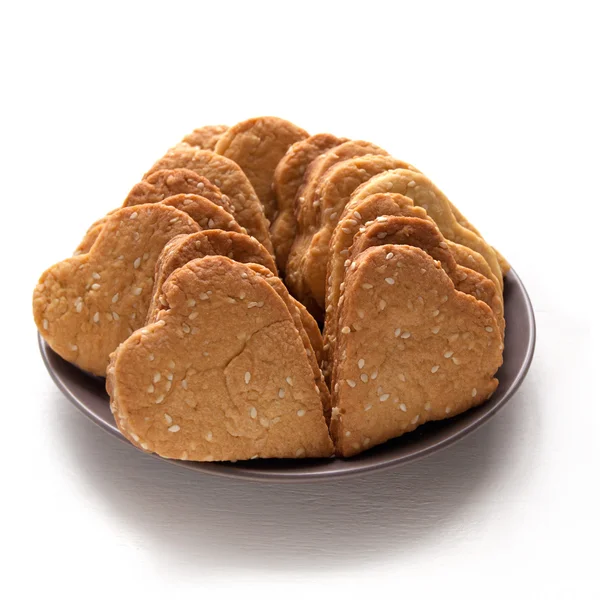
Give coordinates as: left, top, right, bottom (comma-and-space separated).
39, 268, 534, 482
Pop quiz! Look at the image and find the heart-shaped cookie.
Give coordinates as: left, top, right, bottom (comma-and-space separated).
145, 146, 273, 253
107, 256, 333, 461
147, 230, 277, 322
34, 204, 200, 376
271, 133, 348, 272
214, 116, 309, 223
125, 168, 231, 210
75, 194, 241, 256
330, 245, 503, 457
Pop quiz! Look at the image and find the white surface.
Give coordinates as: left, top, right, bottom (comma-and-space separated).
1, 1, 599, 598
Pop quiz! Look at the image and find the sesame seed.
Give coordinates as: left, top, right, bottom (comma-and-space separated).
199, 292, 209, 301
394, 328, 401, 337
110, 311, 119, 321
399, 373, 406, 382
181, 379, 188, 390
70, 344, 78, 351
399, 403, 407, 412
147, 385, 154, 393
133, 257, 141, 269
424, 402, 431, 411
439, 241, 448, 249
205, 431, 213, 441
346, 379, 357, 388
244, 372, 251, 384
379, 299, 386, 310
364, 404, 372, 411
286, 376, 293, 386
411, 414, 420, 424
341, 227, 352, 234
432, 309, 440, 317
385, 252, 394, 260
166, 373, 173, 381
278, 388, 285, 398
377, 232, 387, 239
131, 433, 140, 442
352, 443, 360, 450
129, 212, 138, 220
363, 438, 371, 447
377, 386, 383, 396
380, 394, 390, 402
111, 293, 119, 303
91, 283, 101, 290
164, 413, 172, 425
400, 331, 411, 339
385, 277, 395, 285
445, 406, 451, 414
297, 409, 306, 417
334, 383, 339, 393
371, 371, 378, 380
340, 249, 349, 256
358, 359, 365, 369
432, 326, 440, 334
345, 431, 351, 437
360, 374, 369, 383
296, 447, 306, 457
485, 326, 493, 332
472, 388, 477, 397
431, 365, 440, 373
353, 211, 362, 220
92, 272, 101, 280
153, 373, 161, 383
133, 287, 142, 296
182, 323, 191, 333
148, 353, 154, 361
441, 295, 448, 303
329, 212, 338, 221
75, 303, 83, 313
362, 283, 373, 290
341, 326, 351, 334
249, 407, 257, 419
143, 253, 149, 261
93, 312, 100, 323
408, 180, 416, 188
42, 319, 49, 330
357, 309, 365, 318
168, 425, 180, 432
155, 395, 164, 404
444, 351, 454, 358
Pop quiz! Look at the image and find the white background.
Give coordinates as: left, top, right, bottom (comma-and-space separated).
1, 1, 599, 598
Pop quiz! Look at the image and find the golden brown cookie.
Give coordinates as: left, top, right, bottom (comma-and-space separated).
271, 133, 348, 273
145, 146, 273, 254
286, 155, 419, 318
147, 230, 277, 322
124, 169, 231, 210
214, 116, 309, 223
330, 245, 503, 457
294, 140, 389, 232
33, 205, 200, 376
181, 125, 229, 150
75, 194, 242, 256
107, 256, 333, 461
343, 169, 504, 285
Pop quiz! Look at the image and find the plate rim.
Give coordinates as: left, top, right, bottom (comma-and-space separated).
38, 267, 536, 482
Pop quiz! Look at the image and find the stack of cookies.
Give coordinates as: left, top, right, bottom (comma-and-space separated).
33, 116, 506, 461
